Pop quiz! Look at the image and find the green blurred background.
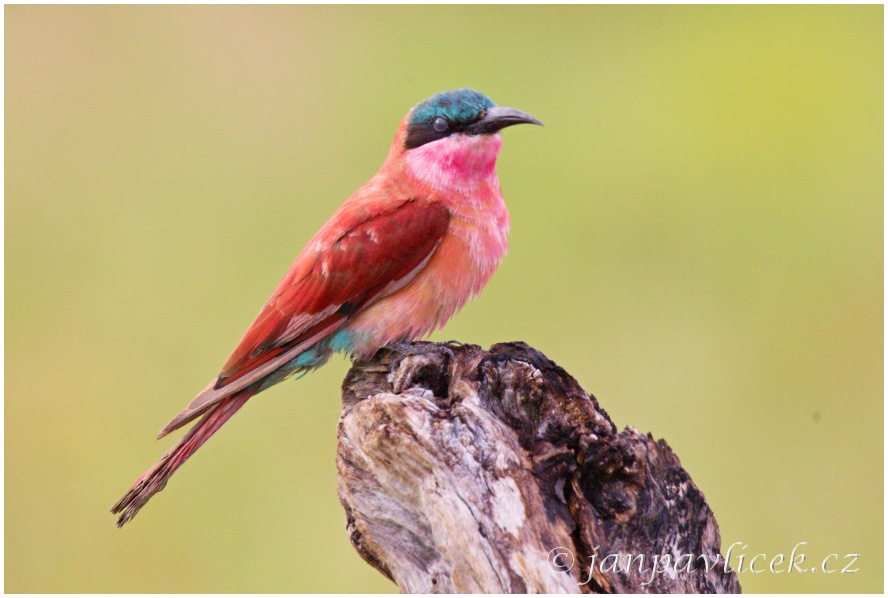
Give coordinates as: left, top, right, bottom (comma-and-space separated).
5, 5, 882, 593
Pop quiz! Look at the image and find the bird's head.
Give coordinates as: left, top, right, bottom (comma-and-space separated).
393, 88, 542, 194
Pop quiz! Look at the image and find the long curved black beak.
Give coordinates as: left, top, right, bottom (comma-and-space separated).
464, 106, 543, 135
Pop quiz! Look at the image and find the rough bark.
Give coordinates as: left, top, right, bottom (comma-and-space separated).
337, 341, 740, 594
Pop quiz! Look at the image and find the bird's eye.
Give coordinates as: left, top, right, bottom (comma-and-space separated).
433, 117, 449, 132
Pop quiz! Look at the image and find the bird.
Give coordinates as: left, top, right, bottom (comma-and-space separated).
111, 88, 542, 526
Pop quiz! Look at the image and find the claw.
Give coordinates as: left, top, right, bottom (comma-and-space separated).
384, 343, 453, 398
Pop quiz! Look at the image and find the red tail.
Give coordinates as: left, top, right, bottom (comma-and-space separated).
111, 390, 254, 526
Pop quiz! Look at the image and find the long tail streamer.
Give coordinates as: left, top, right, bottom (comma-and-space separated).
111, 390, 254, 526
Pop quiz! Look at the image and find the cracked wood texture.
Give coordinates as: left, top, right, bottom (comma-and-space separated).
337, 341, 740, 594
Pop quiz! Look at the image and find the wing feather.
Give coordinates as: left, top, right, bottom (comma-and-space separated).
220, 199, 450, 380
157, 199, 450, 437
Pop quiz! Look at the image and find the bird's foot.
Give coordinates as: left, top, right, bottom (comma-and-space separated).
384, 342, 454, 398
384, 340, 455, 359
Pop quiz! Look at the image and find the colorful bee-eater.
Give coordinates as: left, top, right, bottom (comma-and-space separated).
112, 88, 542, 526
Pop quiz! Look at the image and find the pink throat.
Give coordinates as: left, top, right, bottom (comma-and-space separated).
404, 134, 503, 194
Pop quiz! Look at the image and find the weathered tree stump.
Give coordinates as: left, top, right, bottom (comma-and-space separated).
337, 341, 740, 593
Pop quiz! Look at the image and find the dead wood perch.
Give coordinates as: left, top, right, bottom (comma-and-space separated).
337, 341, 740, 593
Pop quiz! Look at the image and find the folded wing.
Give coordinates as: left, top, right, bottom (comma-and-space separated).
158, 199, 450, 437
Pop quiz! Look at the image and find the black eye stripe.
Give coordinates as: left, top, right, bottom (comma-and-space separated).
404, 123, 444, 149
404, 113, 484, 149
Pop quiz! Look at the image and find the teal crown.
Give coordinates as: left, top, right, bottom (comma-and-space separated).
409, 88, 496, 126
